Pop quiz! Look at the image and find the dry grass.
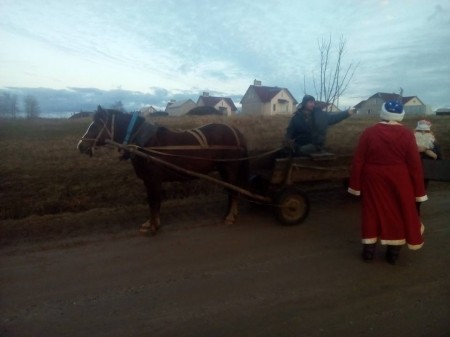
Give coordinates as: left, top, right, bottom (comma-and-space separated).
1, 114, 449, 243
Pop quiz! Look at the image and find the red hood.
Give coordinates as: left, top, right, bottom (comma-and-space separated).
375, 123, 406, 145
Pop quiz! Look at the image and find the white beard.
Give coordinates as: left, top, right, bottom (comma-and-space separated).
415, 132, 435, 149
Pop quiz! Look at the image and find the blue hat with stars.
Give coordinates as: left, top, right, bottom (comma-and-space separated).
380, 100, 405, 121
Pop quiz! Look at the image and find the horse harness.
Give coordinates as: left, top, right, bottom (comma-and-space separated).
79, 113, 115, 150
131, 122, 249, 162
82, 110, 282, 162
147, 124, 243, 151
82, 111, 244, 155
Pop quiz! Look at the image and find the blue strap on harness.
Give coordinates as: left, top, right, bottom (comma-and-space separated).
123, 111, 139, 145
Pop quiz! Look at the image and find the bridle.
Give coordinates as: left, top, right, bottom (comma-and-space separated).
79, 112, 116, 153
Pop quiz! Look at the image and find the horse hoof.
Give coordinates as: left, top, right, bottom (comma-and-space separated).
224, 218, 235, 226
140, 225, 158, 236
139, 227, 151, 236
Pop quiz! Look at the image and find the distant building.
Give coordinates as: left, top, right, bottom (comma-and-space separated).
186, 106, 223, 116
240, 80, 298, 115
140, 106, 157, 116
69, 111, 93, 119
354, 99, 367, 113
165, 99, 197, 116
196, 92, 237, 116
435, 108, 450, 116
355, 92, 430, 115
311, 101, 340, 112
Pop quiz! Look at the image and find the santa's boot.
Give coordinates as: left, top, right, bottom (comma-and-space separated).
386, 245, 401, 265
362, 243, 376, 261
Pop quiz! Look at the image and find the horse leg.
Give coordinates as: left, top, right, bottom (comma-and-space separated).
224, 191, 239, 225
140, 180, 161, 236
219, 163, 242, 225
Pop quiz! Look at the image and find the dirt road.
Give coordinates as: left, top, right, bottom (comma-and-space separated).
1, 186, 449, 337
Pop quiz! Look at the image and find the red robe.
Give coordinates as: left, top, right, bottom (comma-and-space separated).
348, 122, 427, 249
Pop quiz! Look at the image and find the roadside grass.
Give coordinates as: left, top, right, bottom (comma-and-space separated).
0, 114, 448, 243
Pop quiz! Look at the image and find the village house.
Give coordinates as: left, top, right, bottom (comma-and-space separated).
435, 108, 450, 116
355, 92, 431, 115
139, 105, 157, 116
196, 92, 237, 116
165, 99, 196, 116
240, 80, 298, 115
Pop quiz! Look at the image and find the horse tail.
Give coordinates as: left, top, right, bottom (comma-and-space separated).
239, 148, 250, 188
233, 126, 250, 188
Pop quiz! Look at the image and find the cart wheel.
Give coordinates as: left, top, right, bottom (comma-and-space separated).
274, 187, 310, 225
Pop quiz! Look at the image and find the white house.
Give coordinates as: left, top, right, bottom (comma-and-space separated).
355, 92, 430, 115
165, 99, 197, 116
196, 92, 237, 116
240, 80, 298, 115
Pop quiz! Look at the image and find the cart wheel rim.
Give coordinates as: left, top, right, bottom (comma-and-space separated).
280, 195, 307, 222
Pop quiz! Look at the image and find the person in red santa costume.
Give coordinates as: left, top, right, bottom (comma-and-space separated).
348, 100, 427, 264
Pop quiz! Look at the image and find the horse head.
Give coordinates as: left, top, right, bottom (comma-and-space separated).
77, 105, 114, 156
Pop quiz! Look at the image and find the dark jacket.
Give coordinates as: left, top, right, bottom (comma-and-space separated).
285, 107, 350, 147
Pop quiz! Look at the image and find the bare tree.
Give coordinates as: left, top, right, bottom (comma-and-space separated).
24, 95, 40, 119
0, 92, 11, 117
0, 92, 20, 118
308, 35, 358, 109
10, 94, 19, 118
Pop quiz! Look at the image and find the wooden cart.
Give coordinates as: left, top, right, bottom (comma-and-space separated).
248, 152, 352, 225
107, 141, 353, 226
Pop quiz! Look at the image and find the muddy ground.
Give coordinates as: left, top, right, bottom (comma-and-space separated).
1, 184, 449, 337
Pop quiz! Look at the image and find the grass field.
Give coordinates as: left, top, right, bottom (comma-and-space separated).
1, 114, 449, 243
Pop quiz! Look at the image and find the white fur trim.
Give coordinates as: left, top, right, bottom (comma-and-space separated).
380, 239, 406, 245
416, 120, 431, 131
347, 187, 360, 196
416, 195, 428, 202
379, 121, 401, 125
362, 238, 378, 244
416, 124, 430, 131
408, 242, 424, 250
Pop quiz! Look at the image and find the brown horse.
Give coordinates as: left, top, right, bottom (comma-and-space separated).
77, 106, 248, 234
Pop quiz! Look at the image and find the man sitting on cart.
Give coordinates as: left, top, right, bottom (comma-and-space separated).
284, 95, 355, 156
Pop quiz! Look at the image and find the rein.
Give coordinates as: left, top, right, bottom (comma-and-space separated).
127, 144, 282, 162
81, 112, 280, 163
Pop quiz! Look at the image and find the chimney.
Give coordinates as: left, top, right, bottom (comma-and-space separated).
254, 79, 262, 86
203, 91, 209, 97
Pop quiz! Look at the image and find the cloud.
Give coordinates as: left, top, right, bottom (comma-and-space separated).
1, 0, 449, 109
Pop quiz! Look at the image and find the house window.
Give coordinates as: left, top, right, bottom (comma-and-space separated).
273, 104, 276, 112
279, 102, 288, 112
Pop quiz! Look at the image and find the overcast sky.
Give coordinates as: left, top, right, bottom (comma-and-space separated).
1, 0, 449, 110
